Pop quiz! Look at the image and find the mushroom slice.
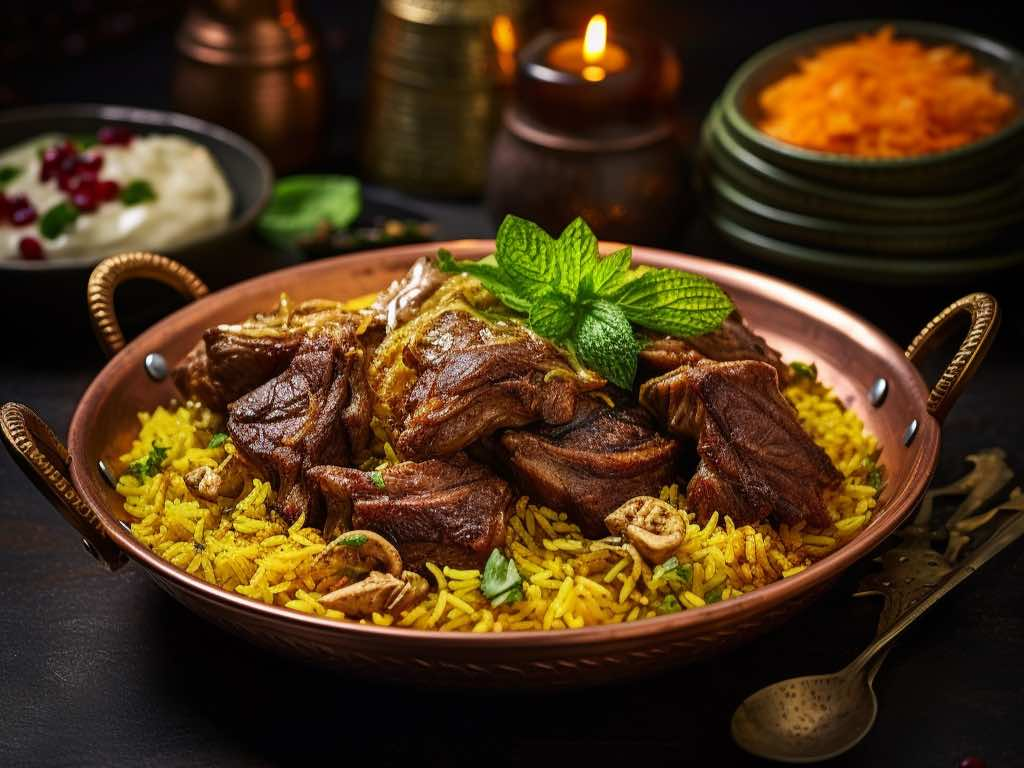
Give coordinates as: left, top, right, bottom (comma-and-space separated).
604, 496, 686, 565
316, 530, 403, 577
184, 455, 246, 501
319, 569, 429, 617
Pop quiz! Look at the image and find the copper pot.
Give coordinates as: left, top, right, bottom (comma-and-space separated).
1, 244, 999, 687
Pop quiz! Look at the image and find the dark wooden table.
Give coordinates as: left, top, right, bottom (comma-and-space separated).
3, 3, 1023, 766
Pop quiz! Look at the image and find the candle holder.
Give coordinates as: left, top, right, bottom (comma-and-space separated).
486, 28, 685, 244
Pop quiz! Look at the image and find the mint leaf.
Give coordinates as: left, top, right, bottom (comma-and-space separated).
552, 217, 597, 300
120, 179, 157, 206
657, 594, 682, 614
368, 470, 386, 490
611, 268, 733, 337
258, 175, 360, 247
207, 432, 228, 449
574, 300, 639, 389
790, 361, 817, 381
494, 215, 555, 300
40, 201, 80, 240
481, 548, 523, 606
582, 246, 633, 297
437, 249, 532, 313
127, 444, 168, 481
529, 290, 574, 341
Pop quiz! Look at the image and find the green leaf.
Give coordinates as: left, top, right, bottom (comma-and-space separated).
529, 290, 574, 341
704, 586, 724, 604
862, 458, 883, 491
339, 533, 369, 547
258, 175, 361, 248
40, 201, 79, 240
552, 217, 598, 300
436, 248, 532, 313
790, 361, 818, 381
127, 444, 168, 482
573, 300, 639, 390
0, 165, 21, 186
368, 470, 386, 490
120, 180, 157, 206
582, 246, 633, 297
69, 133, 98, 151
657, 594, 682, 614
611, 268, 734, 337
481, 548, 524, 606
653, 556, 693, 586
494, 215, 555, 299
207, 432, 228, 449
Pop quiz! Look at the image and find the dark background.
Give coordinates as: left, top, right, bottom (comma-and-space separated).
2, 2, 1023, 767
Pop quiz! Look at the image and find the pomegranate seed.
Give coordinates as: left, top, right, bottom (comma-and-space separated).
96, 180, 120, 202
79, 153, 103, 172
98, 125, 133, 146
76, 169, 99, 186
18, 236, 44, 260
57, 174, 77, 193
71, 189, 97, 212
58, 154, 79, 176
11, 205, 37, 226
0, 194, 9, 222
6, 193, 29, 209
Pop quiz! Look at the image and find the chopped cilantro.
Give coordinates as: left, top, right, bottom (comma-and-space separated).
120, 179, 156, 205
653, 556, 693, 586
368, 470, 386, 490
790, 361, 818, 380
704, 586, 724, 604
0, 165, 21, 186
127, 444, 168, 481
339, 534, 368, 548
207, 432, 228, 449
862, 457, 884, 491
657, 594, 682, 614
481, 548, 524, 606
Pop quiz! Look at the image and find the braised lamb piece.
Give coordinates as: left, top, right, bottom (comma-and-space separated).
494, 395, 679, 537
639, 310, 789, 382
382, 308, 601, 460
307, 454, 512, 570
227, 323, 374, 525
640, 359, 841, 527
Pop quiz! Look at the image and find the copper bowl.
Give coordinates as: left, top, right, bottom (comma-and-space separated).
1, 242, 999, 687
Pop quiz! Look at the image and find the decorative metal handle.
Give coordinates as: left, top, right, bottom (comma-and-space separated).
905, 293, 1000, 423
0, 403, 126, 571
87, 252, 209, 359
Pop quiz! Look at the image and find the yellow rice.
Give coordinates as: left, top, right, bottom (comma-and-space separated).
117, 376, 881, 631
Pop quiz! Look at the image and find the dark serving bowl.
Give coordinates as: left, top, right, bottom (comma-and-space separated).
0, 103, 273, 274
0, 244, 1000, 687
720, 20, 1024, 194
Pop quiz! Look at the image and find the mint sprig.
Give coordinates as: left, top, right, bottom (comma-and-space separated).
438, 215, 734, 389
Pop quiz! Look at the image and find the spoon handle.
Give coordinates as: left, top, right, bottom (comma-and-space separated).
848, 510, 1024, 676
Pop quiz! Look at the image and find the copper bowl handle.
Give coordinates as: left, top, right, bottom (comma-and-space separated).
87, 252, 209, 359
905, 292, 1000, 424
0, 403, 127, 571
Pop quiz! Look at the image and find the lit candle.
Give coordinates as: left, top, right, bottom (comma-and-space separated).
547, 15, 630, 82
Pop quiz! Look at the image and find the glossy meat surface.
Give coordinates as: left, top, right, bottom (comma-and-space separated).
497, 396, 679, 537
641, 359, 841, 527
308, 454, 512, 570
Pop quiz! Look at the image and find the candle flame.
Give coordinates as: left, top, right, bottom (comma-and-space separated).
583, 14, 607, 64
491, 14, 516, 55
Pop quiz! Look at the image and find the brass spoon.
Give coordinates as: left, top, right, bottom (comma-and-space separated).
732, 510, 1024, 764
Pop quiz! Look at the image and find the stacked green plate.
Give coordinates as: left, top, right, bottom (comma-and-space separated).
699, 20, 1024, 282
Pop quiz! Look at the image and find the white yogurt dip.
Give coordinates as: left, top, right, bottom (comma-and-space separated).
0, 132, 232, 262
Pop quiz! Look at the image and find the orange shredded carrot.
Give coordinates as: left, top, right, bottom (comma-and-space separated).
757, 27, 1015, 157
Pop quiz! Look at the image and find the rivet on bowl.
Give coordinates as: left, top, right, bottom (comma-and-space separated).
903, 419, 919, 446
144, 352, 168, 381
97, 459, 118, 487
868, 377, 888, 407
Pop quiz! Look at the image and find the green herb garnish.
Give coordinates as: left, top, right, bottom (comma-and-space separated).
258, 175, 361, 249
120, 180, 156, 205
657, 594, 682, 614
40, 201, 79, 240
790, 361, 818, 381
127, 444, 169, 481
481, 548, 524, 606
368, 470, 386, 490
339, 534, 368, 548
70, 133, 98, 151
704, 586, 724, 604
862, 457, 884, 491
207, 432, 228, 449
0, 165, 20, 186
652, 556, 693, 586
438, 215, 733, 388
